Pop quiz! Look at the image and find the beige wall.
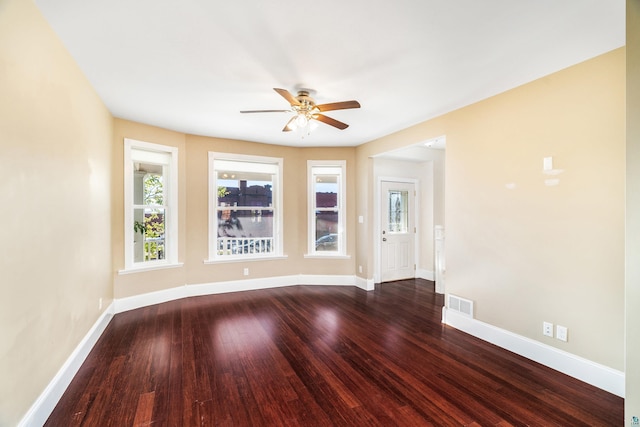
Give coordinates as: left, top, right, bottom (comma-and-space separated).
358, 48, 625, 370
445, 48, 625, 369
627, 0, 640, 421
0, 0, 113, 425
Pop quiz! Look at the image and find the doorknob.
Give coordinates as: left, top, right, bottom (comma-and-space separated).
382, 238, 387, 242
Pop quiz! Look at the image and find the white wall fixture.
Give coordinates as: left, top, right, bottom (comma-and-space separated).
542, 156, 564, 176
543, 321, 554, 337
447, 294, 473, 317
557, 325, 568, 342
542, 156, 564, 187
435, 225, 445, 294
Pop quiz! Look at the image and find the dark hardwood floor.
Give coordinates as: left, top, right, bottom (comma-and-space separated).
45, 279, 622, 426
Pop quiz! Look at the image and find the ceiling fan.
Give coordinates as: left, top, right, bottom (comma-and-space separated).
241, 88, 361, 132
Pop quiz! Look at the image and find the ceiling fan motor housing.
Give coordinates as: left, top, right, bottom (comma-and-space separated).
295, 91, 316, 109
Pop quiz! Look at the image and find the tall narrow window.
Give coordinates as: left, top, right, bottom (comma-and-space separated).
123, 139, 179, 271
308, 160, 346, 256
208, 153, 283, 261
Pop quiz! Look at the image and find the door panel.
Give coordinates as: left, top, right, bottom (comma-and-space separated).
397, 241, 410, 269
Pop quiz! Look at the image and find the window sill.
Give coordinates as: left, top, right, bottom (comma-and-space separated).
304, 254, 351, 260
204, 255, 288, 264
118, 262, 184, 275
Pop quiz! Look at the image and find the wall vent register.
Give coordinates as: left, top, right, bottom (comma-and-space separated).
448, 294, 474, 318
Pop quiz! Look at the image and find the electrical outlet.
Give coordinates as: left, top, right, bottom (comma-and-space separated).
556, 325, 568, 342
243, 267, 249, 276
543, 321, 554, 337
359, 265, 363, 274
99, 298, 103, 311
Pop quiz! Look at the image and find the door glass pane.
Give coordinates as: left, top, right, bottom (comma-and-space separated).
388, 190, 408, 233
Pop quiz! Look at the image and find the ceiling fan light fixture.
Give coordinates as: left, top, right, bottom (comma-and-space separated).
295, 113, 308, 128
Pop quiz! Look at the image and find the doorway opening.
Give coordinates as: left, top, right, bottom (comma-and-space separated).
377, 179, 417, 283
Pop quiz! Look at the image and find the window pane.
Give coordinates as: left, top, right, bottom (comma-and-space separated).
134, 207, 166, 261
314, 173, 339, 251
315, 210, 338, 251
315, 175, 338, 208
217, 209, 274, 255
217, 173, 273, 208
143, 173, 163, 205
132, 162, 164, 205
388, 190, 408, 233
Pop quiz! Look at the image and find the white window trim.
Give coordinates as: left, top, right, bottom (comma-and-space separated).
120, 138, 181, 274
207, 152, 284, 262
306, 160, 347, 257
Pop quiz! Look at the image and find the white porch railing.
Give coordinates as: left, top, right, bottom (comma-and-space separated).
217, 237, 273, 256
144, 236, 165, 261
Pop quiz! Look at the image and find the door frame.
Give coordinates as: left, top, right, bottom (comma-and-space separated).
374, 176, 420, 284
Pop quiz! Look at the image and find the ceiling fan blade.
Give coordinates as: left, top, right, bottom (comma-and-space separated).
282, 116, 297, 132
274, 88, 301, 106
313, 114, 349, 130
240, 109, 291, 113
315, 100, 361, 112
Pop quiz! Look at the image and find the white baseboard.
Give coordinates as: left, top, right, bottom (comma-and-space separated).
18, 303, 115, 427
114, 274, 373, 314
356, 275, 375, 291
442, 308, 625, 397
416, 269, 435, 281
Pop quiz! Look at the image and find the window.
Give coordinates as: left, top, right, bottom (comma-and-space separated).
307, 160, 346, 256
123, 138, 179, 272
208, 153, 283, 261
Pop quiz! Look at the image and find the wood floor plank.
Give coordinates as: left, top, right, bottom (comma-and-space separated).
45, 279, 623, 426
132, 391, 155, 426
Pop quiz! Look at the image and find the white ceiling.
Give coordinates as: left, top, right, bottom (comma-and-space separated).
34, 0, 624, 147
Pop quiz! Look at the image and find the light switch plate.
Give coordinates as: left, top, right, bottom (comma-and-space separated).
556, 325, 568, 342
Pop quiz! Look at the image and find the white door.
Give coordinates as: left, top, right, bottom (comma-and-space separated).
380, 181, 415, 282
